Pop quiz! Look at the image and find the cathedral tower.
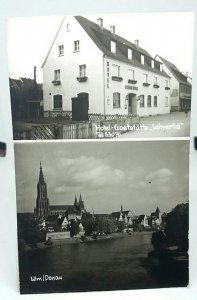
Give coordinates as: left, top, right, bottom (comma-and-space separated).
35, 162, 50, 217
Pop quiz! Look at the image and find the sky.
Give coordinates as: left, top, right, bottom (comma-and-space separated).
14, 140, 189, 215
7, 12, 194, 83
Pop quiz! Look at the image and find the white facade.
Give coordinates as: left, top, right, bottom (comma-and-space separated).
156, 55, 192, 111
156, 55, 179, 111
42, 16, 171, 117
43, 16, 104, 114
104, 57, 170, 116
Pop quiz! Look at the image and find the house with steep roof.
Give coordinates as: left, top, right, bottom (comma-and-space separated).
42, 16, 171, 118
9, 67, 43, 119
111, 205, 134, 225
155, 55, 192, 111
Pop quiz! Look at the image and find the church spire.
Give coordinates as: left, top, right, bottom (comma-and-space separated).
39, 161, 45, 183
79, 194, 82, 203
74, 195, 78, 206
35, 161, 50, 217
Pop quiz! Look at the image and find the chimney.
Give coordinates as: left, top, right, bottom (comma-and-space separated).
185, 71, 188, 77
34, 66, 37, 83
110, 25, 115, 36
97, 18, 103, 30
135, 39, 139, 47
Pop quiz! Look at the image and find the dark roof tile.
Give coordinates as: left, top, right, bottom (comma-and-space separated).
75, 16, 170, 78
158, 55, 191, 85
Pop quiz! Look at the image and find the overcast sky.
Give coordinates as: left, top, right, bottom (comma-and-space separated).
14, 140, 189, 215
7, 12, 194, 83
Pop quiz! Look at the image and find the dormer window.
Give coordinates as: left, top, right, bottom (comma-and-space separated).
111, 41, 116, 53
151, 60, 154, 69
141, 55, 145, 65
160, 63, 163, 72
66, 23, 70, 31
74, 40, 80, 52
128, 48, 132, 60
58, 45, 64, 56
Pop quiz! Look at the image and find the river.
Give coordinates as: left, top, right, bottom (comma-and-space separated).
18, 233, 177, 294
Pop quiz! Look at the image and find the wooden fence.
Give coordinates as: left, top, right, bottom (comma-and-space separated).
13, 114, 140, 140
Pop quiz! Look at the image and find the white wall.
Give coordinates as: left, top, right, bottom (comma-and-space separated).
104, 57, 170, 116
43, 16, 104, 114
156, 55, 180, 111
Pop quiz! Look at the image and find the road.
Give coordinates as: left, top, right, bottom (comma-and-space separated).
118, 111, 190, 138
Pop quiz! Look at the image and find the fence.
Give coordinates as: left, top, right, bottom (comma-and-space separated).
13, 113, 140, 140
13, 122, 96, 140
61, 122, 96, 139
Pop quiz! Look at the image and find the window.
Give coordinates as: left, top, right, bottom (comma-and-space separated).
151, 60, 154, 69
113, 92, 121, 108
53, 95, 62, 109
165, 80, 169, 87
128, 69, 135, 80
128, 48, 132, 60
140, 95, 145, 107
79, 65, 86, 77
111, 41, 116, 53
154, 96, 157, 107
147, 95, 151, 107
160, 64, 163, 72
143, 73, 148, 83
165, 97, 169, 107
141, 55, 145, 65
153, 76, 157, 84
66, 23, 70, 31
112, 64, 120, 77
54, 69, 60, 81
58, 45, 64, 56
74, 40, 80, 52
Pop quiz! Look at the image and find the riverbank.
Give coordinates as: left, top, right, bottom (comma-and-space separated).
21, 231, 152, 252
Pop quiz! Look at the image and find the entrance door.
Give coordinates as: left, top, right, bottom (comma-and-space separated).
128, 95, 132, 114
72, 92, 89, 121
128, 93, 137, 115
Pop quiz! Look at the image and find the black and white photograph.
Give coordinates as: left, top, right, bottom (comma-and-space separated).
7, 12, 193, 140
15, 140, 189, 294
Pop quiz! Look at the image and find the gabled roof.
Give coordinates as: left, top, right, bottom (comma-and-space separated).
50, 204, 73, 211
75, 16, 169, 78
138, 214, 146, 222
157, 55, 191, 86
42, 15, 169, 78
67, 206, 77, 214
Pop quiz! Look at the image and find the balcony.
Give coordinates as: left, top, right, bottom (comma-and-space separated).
153, 84, 160, 88
128, 79, 137, 84
143, 82, 150, 87
77, 76, 88, 82
52, 80, 61, 86
165, 87, 170, 90
111, 76, 123, 82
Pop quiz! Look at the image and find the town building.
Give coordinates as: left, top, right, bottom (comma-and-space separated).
111, 205, 134, 225
156, 55, 192, 111
35, 162, 85, 223
9, 67, 43, 119
148, 207, 162, 227
42, 16, 171, 119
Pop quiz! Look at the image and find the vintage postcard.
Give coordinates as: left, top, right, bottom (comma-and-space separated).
15, 140, 189, 294
7, 12, 194, 140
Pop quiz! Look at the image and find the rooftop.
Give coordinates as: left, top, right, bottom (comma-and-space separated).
75, 16, 170, 78
157, 55, 191, 86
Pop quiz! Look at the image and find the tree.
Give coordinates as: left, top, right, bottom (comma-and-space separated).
17, 214, 45, 247
164, 202, 189, 252
68, 219, 79, 237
